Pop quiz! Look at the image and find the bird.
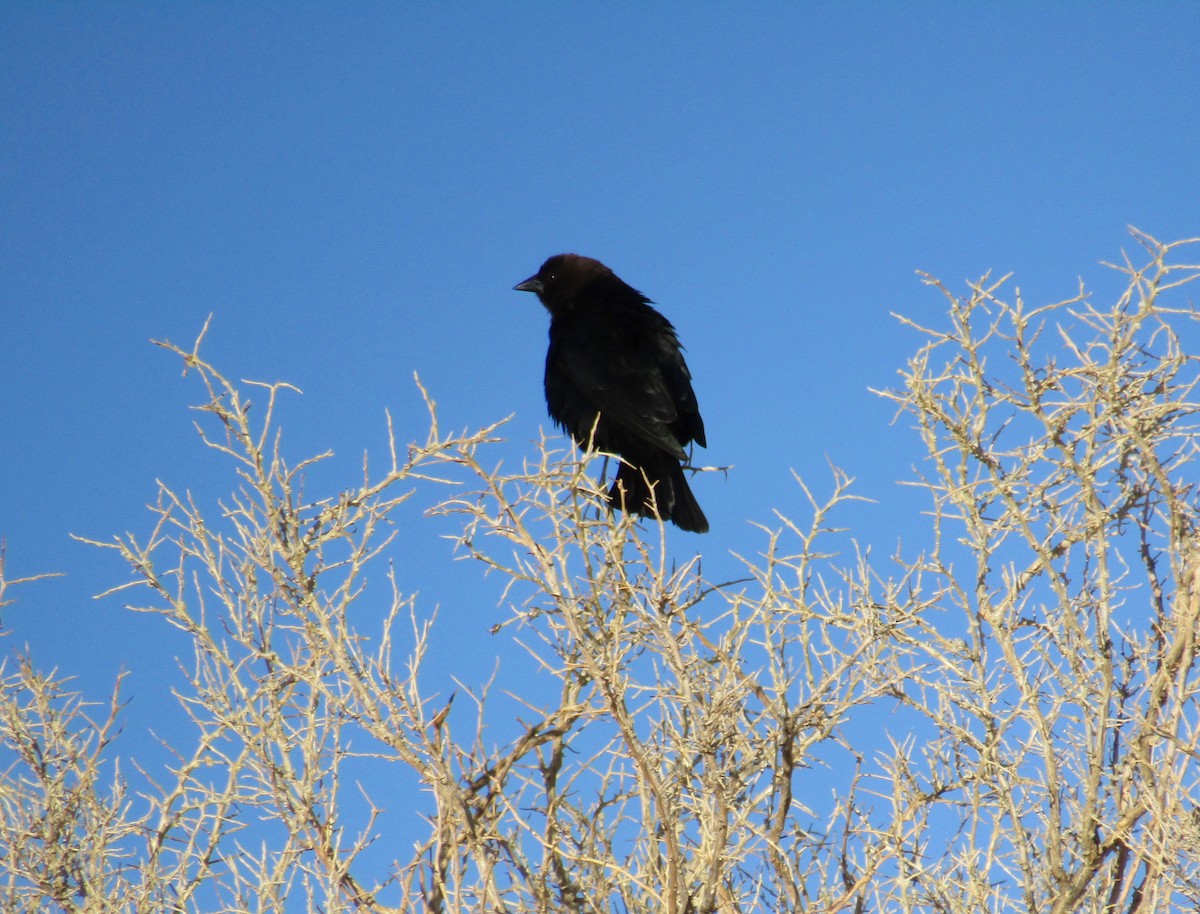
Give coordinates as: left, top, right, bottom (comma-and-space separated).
514, 254, 708, 533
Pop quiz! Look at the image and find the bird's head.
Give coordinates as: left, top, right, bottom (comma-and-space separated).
514, 253, 613, 315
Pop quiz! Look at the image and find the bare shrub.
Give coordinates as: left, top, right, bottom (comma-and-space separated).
0, 232, 1197, 913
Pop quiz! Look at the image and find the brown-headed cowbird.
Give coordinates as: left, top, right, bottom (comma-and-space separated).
514, 254, 708, 533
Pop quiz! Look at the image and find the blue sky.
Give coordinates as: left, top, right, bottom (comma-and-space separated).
2, 0, 1199, 851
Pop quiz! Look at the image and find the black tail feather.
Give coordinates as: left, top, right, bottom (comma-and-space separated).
608, 455, 708, 534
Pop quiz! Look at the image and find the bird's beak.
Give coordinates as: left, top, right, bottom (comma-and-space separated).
514, 275, 543, 294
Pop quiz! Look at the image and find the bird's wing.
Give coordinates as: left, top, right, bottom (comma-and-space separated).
552, 312, 688, 460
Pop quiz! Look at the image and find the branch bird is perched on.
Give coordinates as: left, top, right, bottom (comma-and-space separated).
514, 254, 708, 533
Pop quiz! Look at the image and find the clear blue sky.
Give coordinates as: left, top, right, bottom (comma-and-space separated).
2, 0, 1199, 829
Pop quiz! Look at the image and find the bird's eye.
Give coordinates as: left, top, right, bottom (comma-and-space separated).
546, 273, 556, 283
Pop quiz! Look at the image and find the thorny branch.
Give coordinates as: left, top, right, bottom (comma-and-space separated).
0, 232, 1197, 912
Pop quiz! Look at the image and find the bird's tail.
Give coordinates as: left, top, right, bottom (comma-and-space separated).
609, 455, 709, 534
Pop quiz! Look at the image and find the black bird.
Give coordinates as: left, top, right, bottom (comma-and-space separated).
514, 254, 708, 533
